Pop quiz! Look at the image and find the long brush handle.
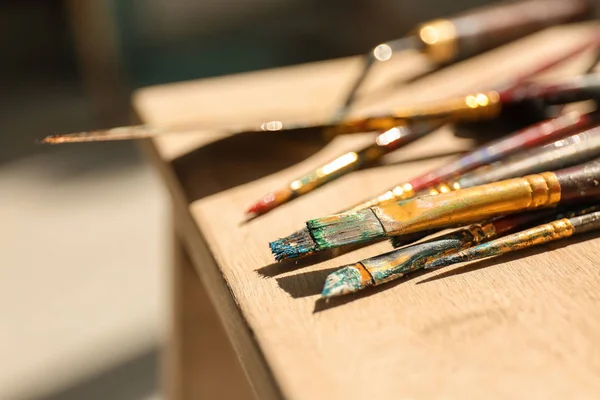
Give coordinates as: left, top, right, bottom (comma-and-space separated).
420, 0, 592, 64
377, 159, 600, 236
426, 207, 600, 269
555, 158, 600, 201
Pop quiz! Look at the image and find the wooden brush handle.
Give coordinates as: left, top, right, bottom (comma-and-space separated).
500, 74, 600, 105
555, 158, 600, 201
419, 0, 593, 63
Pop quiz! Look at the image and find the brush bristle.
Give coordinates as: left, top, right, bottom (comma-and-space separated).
321, 263, 368, 298
307, 209, 385, 249
269, 227, 317, 261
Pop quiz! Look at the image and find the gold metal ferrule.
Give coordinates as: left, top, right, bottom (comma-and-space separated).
467, 222, 498, 244
417, 19, 458, 64
392, 91, 501, 122
373, 171, 562, 236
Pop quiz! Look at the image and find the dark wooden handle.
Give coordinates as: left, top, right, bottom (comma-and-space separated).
450, 0, 593, 60
500, 75, 600, 105
555, 158, 600, 202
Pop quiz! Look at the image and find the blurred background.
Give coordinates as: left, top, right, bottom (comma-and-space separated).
0, 0, 499, 399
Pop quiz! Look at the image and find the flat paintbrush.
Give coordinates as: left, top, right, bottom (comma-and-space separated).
425, 208, 600, 270
306, 158, 600, 250
269, 110, 599, 261
322, 204, 599, 298
337, 0, 592, 118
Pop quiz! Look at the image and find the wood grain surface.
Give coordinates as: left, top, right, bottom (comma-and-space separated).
136, 24, 600, 400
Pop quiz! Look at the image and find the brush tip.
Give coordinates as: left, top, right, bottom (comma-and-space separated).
246, 188, 294, 216
321, 264, 369, 298
268, 228, 316, 261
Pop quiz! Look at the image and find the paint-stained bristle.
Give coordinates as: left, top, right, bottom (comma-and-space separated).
321, 263, 373, 298
269, 227, 317, 261
307, 209, 385, 249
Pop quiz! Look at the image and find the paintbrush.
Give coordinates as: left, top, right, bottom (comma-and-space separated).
269, 110, 599, 261
41, 69, 600, 145
305, 158, 600, 250
387, 123, 600, 247
336, 0, 593, 119
41, 89, 502, 144
246, 119, 446, 215
321, 204, 599, 298
425, 207, 600, 270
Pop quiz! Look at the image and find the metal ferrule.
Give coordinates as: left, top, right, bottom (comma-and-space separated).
392, 90, 501, 122
466, 222, 498, 244
417, 19, 458, 63
373, 172, 562, 236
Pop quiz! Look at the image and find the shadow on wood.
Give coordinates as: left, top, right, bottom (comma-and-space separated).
172, 127, 328, 203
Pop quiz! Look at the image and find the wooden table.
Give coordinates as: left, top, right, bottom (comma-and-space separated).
135, 24, 600, 400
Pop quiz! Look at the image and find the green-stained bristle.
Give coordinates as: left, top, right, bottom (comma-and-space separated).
269, 228, 317, 261
321, 264, 366, 298
307, 209, 385, 249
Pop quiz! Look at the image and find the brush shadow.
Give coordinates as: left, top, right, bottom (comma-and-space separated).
313, 267, 437, 312
256, 240, 382, 278
171, 127, 328, 203
417, 231, 600, 285
256, 251, 338, 278
276, 267, 341, 298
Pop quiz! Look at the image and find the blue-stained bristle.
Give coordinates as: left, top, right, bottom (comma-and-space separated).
269, 228, 317, 261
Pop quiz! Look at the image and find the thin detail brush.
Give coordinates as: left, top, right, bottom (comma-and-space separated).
43, 69, 600, 145
426, 208, 600, 270
307, 159, 600, 250
247, 119, 446, 215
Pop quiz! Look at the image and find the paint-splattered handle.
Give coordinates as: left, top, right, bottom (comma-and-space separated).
555, 158, 600, 201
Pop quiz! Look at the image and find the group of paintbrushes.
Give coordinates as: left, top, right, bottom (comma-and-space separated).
246, 0, 600, 299
264, 76, 600, 298
42, 0, 600, 300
